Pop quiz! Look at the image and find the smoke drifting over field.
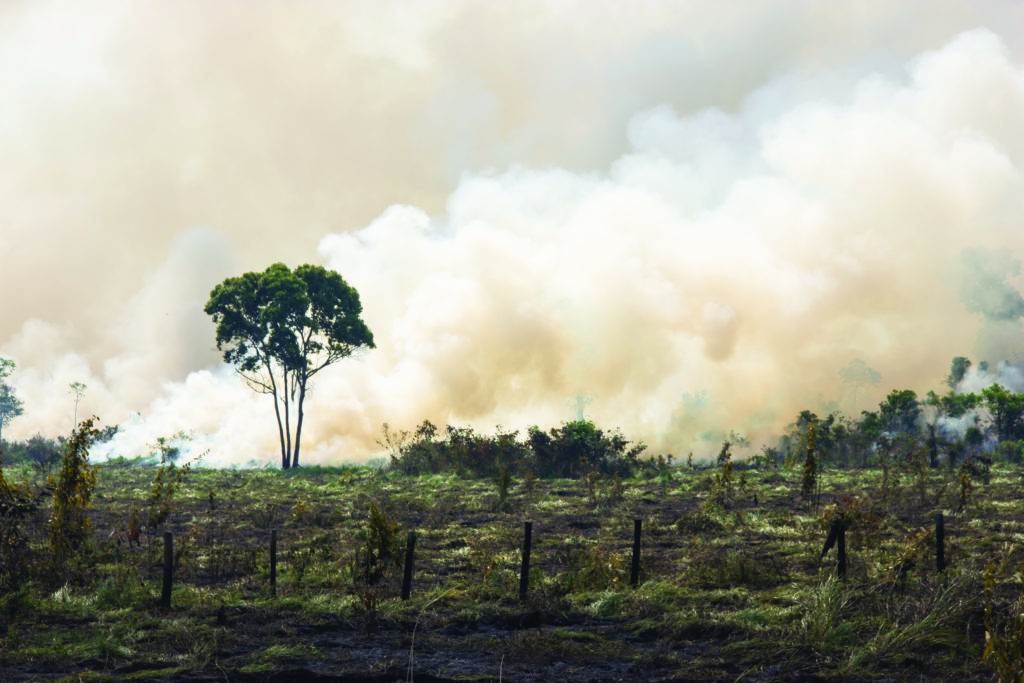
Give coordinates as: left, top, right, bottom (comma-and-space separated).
2, 3, 1024, 464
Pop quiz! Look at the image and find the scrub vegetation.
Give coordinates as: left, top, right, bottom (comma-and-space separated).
2, 355, 1024, 680
1, 423, 1023, 680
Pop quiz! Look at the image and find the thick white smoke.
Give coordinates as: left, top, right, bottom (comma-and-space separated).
2, 10, 1024, 464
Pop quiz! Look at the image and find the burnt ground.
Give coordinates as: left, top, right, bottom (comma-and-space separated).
1, 463, 1020, 681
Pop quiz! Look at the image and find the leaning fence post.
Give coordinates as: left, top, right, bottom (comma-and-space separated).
836, 523, 847, 580
519, 521, 532, 601
630, 518, 643, 588
161, 531, 173, 610
401, 531, 417, 600
935, 512, 945, 572
270, 529, 278, 597
820, 519, 847, 580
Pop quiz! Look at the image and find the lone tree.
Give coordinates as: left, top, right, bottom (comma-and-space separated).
68, 381, 87, 427
0, 358, 23, 446
205, 263, 374, 468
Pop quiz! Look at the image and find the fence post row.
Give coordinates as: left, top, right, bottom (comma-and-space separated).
630, 518, 642, 588
401, 531, 416, 600
270, 529, 278, 597
154, 509, 952, 607
158, 510, 947, 607
519, 521, 533, 601
161, 531, 173, 610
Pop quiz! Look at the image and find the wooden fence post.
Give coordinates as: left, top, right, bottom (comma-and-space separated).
270, 529, 277, 597
935, 512, 945, 572
820, 520, 847, 580
161, 531, 173, 610
401, 531, 416, 600
836, 523, 846, 580
519, 521, 532, 601
630, 518, 642, 588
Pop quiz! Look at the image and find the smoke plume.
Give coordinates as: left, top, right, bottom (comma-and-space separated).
2, 3, 1024, 464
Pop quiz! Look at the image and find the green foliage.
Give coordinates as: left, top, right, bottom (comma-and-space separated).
147, 435, 194, 530
0, 435, 64, 470
995, 439, 1024, 464
0, 443, 38, 594
879, 389, 921, 435
927, 388, 981, 419
205, 262, 374, 468
983, 546, 1024, 682
687, 546, 785, 588
387, 421, 530, 478
958, 467, 973, 512
711, 441, 734, 505
946, 356, 972, 389
495, 464, 512, 511
0, 357, 23, 445
796, 577, 854, 651
49, 419, 100, 578
68, 382, 87, 426
94, 563, 150, 610
674, 505, 727, 534
23, 435, 62, 470
1, 458, 1020, 680
801, 418, 818, 501
386, 419, 643, 479
529, 420, 644, 479
349, 502, 403, 616
982, 384, 1024, 442
563, 543, 626, 591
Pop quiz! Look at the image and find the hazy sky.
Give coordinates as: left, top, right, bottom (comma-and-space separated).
3, 1, 1024, 463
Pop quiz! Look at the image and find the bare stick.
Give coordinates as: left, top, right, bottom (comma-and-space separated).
270, 529, 278, 597
161, 531, 173, 610
519, 521, 532, 601
630, 518, 642, 588
401, 531, 416, 600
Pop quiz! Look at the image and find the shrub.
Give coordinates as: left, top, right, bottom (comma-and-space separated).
687, 546, 786, 588
994, 439, 1024, 464
495, 465, 512, 511
386, 419, 643, 479
49, 419, 100, 579
387, 421, 530, 478
0, 445, 38, 594
563, 544, 626, 592
146, 435, 193, 530
24, 435, 62, 470
983, 547, 1024, 682
675, 505, 727, 535
711, 442, 734, 505
529, 420, 644, 479
349, 502, 403, 619
95, 563, 150, 610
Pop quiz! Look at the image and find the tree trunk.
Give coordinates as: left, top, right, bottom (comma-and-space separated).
282, 370, 293, 468
293, 381, 306, 468
266, 361, 289, 469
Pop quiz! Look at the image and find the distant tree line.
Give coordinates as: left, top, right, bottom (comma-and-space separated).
769, 356, 1024, 471
384, 355, 1024, 481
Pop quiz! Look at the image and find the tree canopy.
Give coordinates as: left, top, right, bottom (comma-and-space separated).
205, 263, 374, 468
0, 358, 24, 446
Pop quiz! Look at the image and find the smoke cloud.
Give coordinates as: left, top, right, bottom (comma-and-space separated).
960, 248, 1024, 321
2, 3, 1024, 464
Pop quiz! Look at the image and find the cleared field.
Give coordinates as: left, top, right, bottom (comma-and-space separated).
1, 462, 1021, 682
